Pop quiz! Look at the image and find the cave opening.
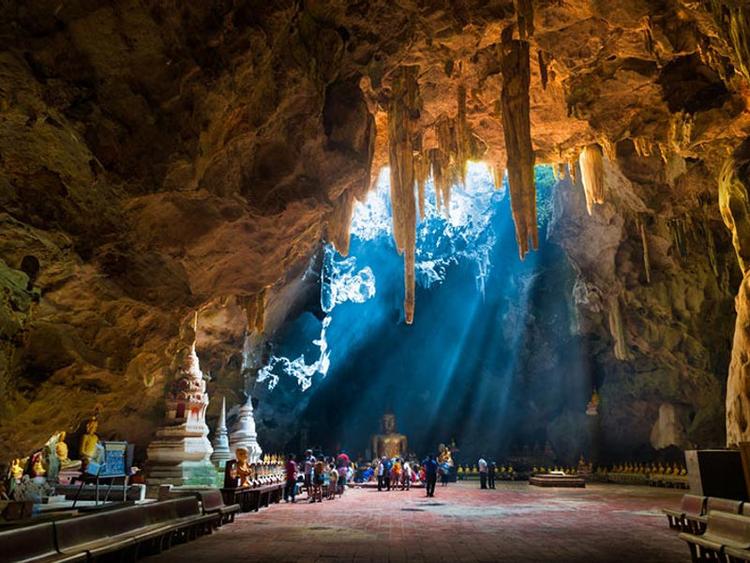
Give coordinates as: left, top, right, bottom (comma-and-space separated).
254, 163, 594, 463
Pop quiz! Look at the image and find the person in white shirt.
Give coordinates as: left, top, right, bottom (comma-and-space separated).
478, 457, 488, 489
377, 457, 386, 491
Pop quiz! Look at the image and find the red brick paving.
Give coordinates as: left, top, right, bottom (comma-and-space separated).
150, 482, 690, 562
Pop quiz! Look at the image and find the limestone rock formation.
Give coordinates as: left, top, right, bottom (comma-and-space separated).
1, 0, 750, 459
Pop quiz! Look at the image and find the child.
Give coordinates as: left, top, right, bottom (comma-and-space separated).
312, 459, 325, 503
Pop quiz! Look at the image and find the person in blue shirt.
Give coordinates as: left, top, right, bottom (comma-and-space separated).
383, 457, 393, 491
422, 454, 438, 497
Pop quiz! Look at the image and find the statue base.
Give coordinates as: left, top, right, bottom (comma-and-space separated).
146, 459, 220, 487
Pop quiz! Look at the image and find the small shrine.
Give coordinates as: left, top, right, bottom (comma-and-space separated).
370, 412, 408, 459
146, 313, 215, 486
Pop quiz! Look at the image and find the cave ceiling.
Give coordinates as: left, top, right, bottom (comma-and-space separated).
1, 0, 750, 457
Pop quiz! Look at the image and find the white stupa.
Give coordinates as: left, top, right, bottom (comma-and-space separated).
146, 312, 215, 486
229, 394, 263, 462
210, 396, 232, 468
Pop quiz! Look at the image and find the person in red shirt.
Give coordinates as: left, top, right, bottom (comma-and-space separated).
284, 453, 298, 503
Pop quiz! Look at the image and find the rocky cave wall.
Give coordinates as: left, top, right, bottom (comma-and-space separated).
1, 0, 750, 461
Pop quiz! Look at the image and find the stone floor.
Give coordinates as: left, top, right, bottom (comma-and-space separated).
150, 482, 690, 562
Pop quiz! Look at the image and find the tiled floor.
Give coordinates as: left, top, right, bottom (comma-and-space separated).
150, 482, 690, 562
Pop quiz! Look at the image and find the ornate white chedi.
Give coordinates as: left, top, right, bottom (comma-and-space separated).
229, 394, 262, 463
147, 313, 215, 486
210, 397, 232, 468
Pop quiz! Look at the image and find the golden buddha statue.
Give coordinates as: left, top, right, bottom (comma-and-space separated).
10, 458, 24, 480
438, 443, 453, 466
55, 432, 82, 471
80, 414, 102, 466
235, 447, 253, 487
371, 412, 408, 459
31, 453, 46, 477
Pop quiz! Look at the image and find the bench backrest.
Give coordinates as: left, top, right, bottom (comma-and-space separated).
706, 511, 750, 548
0, 522, 57, 561
55, 505, 148, 551
682, 494, 707, 515
174, 496, 201, 518
199, 490, 224, 512
707, 497, 743, 515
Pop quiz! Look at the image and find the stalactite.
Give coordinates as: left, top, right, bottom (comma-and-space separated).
579, 144, 605, 215
456, 83, 470, 186
514, 0, 534, 40
567, 158, 578, 186
608, 294, 629, 361
633, 137, 654, 158
637, 215, 651, 284
669, 111, 694, 152
414, 151, 429, 220
599, 137, 617, 161
491, 163, 504, 191
242, 289, 267, 335
501, 27, 537, 259
434, 118, 457, 211
387, 65, 420, 324
668, 217, 688, 258
328, 190, 355, 256
537, 50, 548, 90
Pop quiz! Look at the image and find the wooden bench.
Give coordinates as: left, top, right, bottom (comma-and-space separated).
688, 498, 744, 534
679, 511, 750, 561
54, 497, 218, 561
663, 494, 707, 531
199, 489, 240, 525
0, 521, 85, 563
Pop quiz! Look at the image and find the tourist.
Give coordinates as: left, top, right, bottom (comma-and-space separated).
439, 461, 450, 487
478, 456, 488, 489
284, 453, 298, 503
402, 460, 412, 490
304, 449, 316, 497
377, 457, 386, 491
391, 457, 402, 490
488, 461, 497, 489
336, 451, 350, 496
423, 454, 438, 497
328, 463, 339, 500
312, 458, 325, 503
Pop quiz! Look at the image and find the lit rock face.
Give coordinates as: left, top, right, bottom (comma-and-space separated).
1, 0, 750, 457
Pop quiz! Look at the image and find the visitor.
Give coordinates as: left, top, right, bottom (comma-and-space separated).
377, 457, 386, 491
312, 458, 325, 503
336, 451, 350, 496
284, 453, 298, 503
478, 456, 488, 489
402, 460, 412, 490
304, 449, 316, 497
383, 456, 393, 491
488, 461, 497, 489
328, 463, 339, 500
439, 461, 450, 487
391, 457, 402, 490
423, 454, 438, 497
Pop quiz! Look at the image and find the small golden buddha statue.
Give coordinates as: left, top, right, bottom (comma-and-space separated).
31, 453, 46, 477
55, 432, 82, 471
235, 447, 253, 487
437, 443, 453, 466
10, 458, 24, 481
80, 414, 101, 466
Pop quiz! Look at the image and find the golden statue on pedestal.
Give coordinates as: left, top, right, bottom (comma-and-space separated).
371, 412, 408, 459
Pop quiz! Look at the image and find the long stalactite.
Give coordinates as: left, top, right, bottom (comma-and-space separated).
579, 143, 605, 214
387, 65, 420, 324
501, 27, 537, 259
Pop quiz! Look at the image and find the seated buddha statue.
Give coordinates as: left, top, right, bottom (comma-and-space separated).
371, 412, 408, 459
56, 434, 82, 472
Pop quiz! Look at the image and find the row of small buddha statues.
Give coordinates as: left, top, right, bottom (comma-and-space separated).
604, 462, 688, 476
223, 447, 285, 489
458, 465, 516, 475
